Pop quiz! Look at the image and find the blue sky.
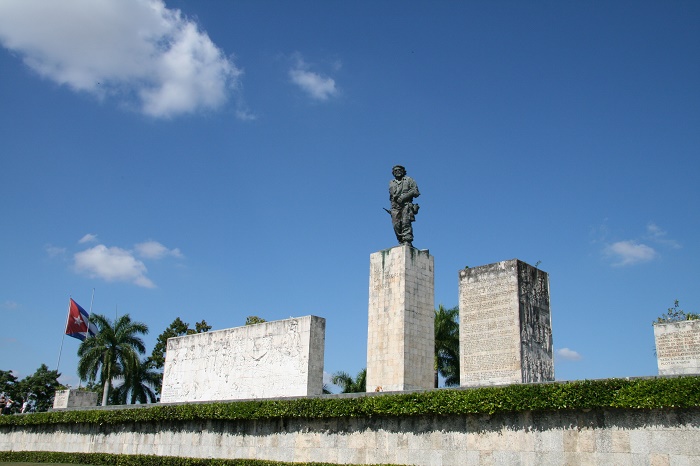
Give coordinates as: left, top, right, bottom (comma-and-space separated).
1, 0, 698, 391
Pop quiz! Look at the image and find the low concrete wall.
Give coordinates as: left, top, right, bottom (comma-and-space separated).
2, 406, 699, 465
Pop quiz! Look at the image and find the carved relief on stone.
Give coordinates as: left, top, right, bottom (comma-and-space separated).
161, 316, 325, 403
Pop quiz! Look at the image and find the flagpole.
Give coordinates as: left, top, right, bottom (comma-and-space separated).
74, 290, 96, 390
86, 288, 95, 340
56, 296, 72, 372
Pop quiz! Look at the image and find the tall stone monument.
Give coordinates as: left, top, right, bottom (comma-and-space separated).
367, 245, 434, 392
161, 316, 325, 403
459, 259, 553, 387
654, 320, 700, 375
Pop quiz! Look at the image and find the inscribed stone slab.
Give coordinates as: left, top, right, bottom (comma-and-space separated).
160, 315, 325, 402
52, 389, 98, 409
654, 320, 700, 375
459, 259, 554, 386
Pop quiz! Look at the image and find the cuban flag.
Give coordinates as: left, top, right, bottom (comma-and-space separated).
65, 298, 98, 341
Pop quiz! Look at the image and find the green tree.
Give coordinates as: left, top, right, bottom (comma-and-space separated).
331, 368, 366, 393
434, 304, 460, 388
77, 313, 148, 406
245, 316, 267, 325
16, 364, 63, 412
194, 320, 212, 333
0, 370, 18, 398
80, 380, 104, 397
0, 370, 20, 412
110, 357, 161, 404
655, 300, 700, 324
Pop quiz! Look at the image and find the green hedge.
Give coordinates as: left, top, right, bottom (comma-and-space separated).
1, 377, 699, 428
0, 451, 399, 466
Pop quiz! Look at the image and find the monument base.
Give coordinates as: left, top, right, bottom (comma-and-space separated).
367, 244, 434, 392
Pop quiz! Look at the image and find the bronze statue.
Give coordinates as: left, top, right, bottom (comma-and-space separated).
388, 165, 420, 247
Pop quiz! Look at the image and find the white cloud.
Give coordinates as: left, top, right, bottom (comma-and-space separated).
646, 223, 681, 249
605, 240, 657, 266
646, 223, 664, 237
289, 55, 338, 101
290, 69, 338, 100
79, 233, 98, 244
556, 348, 582, 361
45, 245, 67, 258
0, 0, 241, 118
235, 108, 257, 121
74, 244, 155, 288
1, 301, 18, 310
134, 240, 183, 259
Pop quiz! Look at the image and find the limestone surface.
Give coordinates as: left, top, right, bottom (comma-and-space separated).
654, 319, 700, 375
52, 389, 98, 409
459, 259, 554, 386
6, 405, 700, 465
367, 244, 434, 392
160, 315, 325, 402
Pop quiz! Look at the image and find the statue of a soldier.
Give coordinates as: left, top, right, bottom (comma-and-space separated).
389, 165, 420, 247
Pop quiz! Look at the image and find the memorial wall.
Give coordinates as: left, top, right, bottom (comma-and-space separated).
459, 259, 553, 386
52, 389, 98, 409
160, 316, 325, 403
654, 319, 700, 375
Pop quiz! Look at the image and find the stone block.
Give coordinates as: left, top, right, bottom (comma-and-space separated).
459, 259, 554, 386
611, 430, 631, 453
52, 389, 98, 409
628, 430, 652, 454
367, 244, 434, 392
649, 454, 671, 466
492, 451, 522, 465
654, 320, 700, 375
161, 315, 325, 402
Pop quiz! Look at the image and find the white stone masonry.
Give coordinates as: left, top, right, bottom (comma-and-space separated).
160, 315, 325, 402
459, 259, 553, 386
654, 319, 700, 375
367, 245, 434, 392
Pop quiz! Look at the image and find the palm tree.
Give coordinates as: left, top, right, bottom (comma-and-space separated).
331, 368, 366, 393
434, 305, 460, 388
110, 357, 161, 405
77, 313, 148, 406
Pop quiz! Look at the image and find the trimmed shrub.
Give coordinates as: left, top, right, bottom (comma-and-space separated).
1, 377, 699, 428
0, 451, 398, 466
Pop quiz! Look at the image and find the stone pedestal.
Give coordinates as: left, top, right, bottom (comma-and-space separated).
52, 389, 98, 409
367, 245, 434, 392
161, 316, 325, 403
459, 259, 553, 387
654, 320, 700, 375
